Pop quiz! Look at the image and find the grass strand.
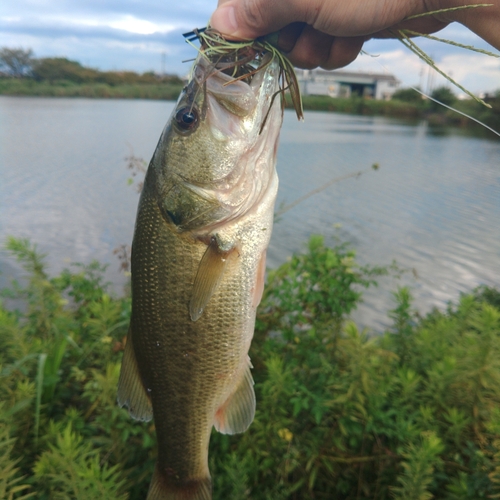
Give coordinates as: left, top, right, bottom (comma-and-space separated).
394, 29, 492, 108
34, 353, 47, 448
401, 29, 500, 57
404, 3, 493, 20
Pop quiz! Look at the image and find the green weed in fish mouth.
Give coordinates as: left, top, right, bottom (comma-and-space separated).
184, 26, 304, 123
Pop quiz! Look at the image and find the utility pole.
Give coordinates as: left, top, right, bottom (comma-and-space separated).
161, 52, 166, 76
425, 55, 435, 95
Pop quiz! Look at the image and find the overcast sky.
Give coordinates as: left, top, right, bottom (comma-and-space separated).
2, 0, 499, 94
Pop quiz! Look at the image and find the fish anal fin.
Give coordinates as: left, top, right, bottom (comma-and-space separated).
117, 329, 153, 421
214, 359, 255, 435
189, 237, 235, 322
147, 465, 212, 500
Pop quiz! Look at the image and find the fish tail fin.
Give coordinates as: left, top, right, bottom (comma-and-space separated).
147, 466, 211, 500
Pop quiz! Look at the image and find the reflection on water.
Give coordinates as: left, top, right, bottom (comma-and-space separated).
1, 96, 499, 330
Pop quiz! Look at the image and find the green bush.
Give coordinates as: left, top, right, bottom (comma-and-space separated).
284, 94, 423, 118
392, 87, 425, 104
1, 236, 499, 499
430, 86, 457, 110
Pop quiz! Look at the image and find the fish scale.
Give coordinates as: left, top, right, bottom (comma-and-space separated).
117, 46, 283, 500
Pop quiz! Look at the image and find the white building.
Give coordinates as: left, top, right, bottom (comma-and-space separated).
296, 69, 400, 100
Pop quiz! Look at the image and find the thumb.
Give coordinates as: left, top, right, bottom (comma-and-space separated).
210, 0, 313, 39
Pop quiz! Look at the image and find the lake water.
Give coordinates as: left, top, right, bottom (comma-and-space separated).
1, 96, 499, 331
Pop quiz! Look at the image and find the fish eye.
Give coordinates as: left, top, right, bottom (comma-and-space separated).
175, 107, 199, 132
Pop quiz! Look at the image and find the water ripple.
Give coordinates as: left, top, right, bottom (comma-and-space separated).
1, 98, 499, 331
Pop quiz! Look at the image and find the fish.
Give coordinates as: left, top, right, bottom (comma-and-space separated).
117, 33, 291, 500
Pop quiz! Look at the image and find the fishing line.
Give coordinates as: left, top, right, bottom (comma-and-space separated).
363, 51, 500, 139
274, 168, 374, 218
410, 88, 500, 138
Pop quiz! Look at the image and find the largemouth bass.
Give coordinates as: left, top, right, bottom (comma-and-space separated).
117, 32, 299, 500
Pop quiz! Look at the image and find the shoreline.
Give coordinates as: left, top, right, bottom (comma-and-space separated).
2, 79, 498, 135
0, 79, 183, 100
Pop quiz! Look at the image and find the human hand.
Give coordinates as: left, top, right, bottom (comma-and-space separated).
210, 0, 500, 70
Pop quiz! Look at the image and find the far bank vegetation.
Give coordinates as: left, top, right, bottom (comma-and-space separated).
0, 47, 183, 100
1, 46, 499, 131
285, 86, 500, 131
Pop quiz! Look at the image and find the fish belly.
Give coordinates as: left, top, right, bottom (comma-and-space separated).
122, 170, 278, 498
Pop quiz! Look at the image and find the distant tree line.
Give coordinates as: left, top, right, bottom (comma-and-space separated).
391, 85, 458, 109
392, 85, 500, 110
0, 47, 34, 77
2, 46, 498, 131
0, 47, 182, 85
390, 84, 500, 130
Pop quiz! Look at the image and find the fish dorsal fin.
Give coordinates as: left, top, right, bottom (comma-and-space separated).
117, 329, 153, 421
214, 359, 255, 435
189, 237, 235, 322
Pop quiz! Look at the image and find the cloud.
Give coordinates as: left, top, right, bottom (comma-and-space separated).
1, 0, 499, 88
349, 47, 427, 87
438, 53, 500, 93
355, 29, 500, 94
107, 16, 174, 35
1, 0, 213, 33
0, 0, 215, 73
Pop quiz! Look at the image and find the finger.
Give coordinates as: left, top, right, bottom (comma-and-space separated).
372, 16, 449, 39
285, 25, 335, 69
277, 22, 306, 53
210, 0, 318, 39
211, 0, 428, 40
321, 37, 365, 70
287, 34, 364, 70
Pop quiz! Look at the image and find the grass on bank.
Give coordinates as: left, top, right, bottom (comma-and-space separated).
285, 93, 423, 119
1, 76, 499, 133
0, 78, 184, 100
1, 236, 500, 499
285, 89, 500, 130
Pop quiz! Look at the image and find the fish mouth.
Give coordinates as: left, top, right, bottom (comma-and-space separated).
180, 27, 303, 124
171, 50, 275, 144
160, 35, 286, 233
188, 47, 279, 129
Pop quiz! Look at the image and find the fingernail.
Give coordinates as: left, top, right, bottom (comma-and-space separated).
210, 5, 238, 35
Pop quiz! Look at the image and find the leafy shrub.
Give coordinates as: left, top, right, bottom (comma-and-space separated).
1, 236, 499, 499
0, 423, 33, 500
430, 86, 457, 109
392, 87, 425, 104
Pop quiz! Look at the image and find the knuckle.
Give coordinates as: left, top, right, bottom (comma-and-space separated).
322, 52, 357, 71
290, 41, 332, 70
306, 54, 327, 69
241, 0, 267, 31
293, 53, 324, 70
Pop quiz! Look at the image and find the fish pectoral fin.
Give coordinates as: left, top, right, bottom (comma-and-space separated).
189, 237, 235, 322
214, 359, 255, 435
117, 329, 153, 421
